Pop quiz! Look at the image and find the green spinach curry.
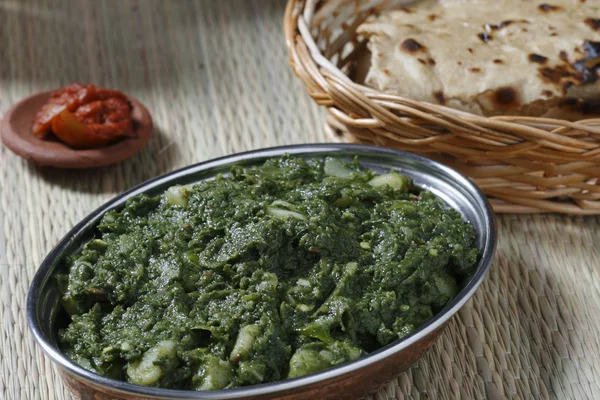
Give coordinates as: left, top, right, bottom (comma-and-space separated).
58, 155, 478, 390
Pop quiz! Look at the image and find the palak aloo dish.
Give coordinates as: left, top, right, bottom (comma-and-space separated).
58, 156, 478, 390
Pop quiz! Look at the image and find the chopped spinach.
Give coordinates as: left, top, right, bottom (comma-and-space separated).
58, 155, 478, 389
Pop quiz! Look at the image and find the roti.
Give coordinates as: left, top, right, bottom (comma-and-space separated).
357, 0, 600, 119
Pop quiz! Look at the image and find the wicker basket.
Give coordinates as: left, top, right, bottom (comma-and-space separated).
284, 0, 600, 214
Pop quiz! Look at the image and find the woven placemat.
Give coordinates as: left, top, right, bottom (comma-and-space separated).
1, 1, 599, 399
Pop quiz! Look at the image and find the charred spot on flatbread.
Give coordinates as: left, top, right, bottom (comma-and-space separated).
538, 3, 562, 12
483, 20, 516, 31
585, 18, 600, 31
559, 51, 569, 62
538, 65, 580, 92
433, 91, 446, 104
529, 54, 549, 64
401, 39, 425, 53
494, 87, 520, 107
478, 33, 493, 42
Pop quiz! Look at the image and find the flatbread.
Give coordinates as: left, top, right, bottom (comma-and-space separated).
357, 0, 600, 120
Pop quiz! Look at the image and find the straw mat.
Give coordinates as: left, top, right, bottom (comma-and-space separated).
1, 1, 599, 399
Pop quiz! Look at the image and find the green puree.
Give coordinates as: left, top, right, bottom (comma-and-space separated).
58, 155, 478, 390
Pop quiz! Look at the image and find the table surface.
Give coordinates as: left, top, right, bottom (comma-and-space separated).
1, 1, 599, 399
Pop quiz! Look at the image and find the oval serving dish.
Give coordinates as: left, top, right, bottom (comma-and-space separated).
28, 144, 496, 400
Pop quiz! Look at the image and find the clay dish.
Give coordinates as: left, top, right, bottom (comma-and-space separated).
1, 89, 153, 169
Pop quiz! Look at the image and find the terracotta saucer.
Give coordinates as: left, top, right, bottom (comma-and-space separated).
0, 89, 153, 169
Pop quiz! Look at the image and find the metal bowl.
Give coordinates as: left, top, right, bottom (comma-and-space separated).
27, 144, 496, 400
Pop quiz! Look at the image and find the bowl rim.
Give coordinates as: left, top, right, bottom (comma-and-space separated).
27, 143, 496, 399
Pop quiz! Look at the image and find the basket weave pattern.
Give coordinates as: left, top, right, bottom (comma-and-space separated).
284, 0, 600, 214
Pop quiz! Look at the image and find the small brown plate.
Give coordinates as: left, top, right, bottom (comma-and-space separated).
1, 89, 153, 169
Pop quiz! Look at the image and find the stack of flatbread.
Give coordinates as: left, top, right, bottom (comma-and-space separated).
357, 0, 600, 120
